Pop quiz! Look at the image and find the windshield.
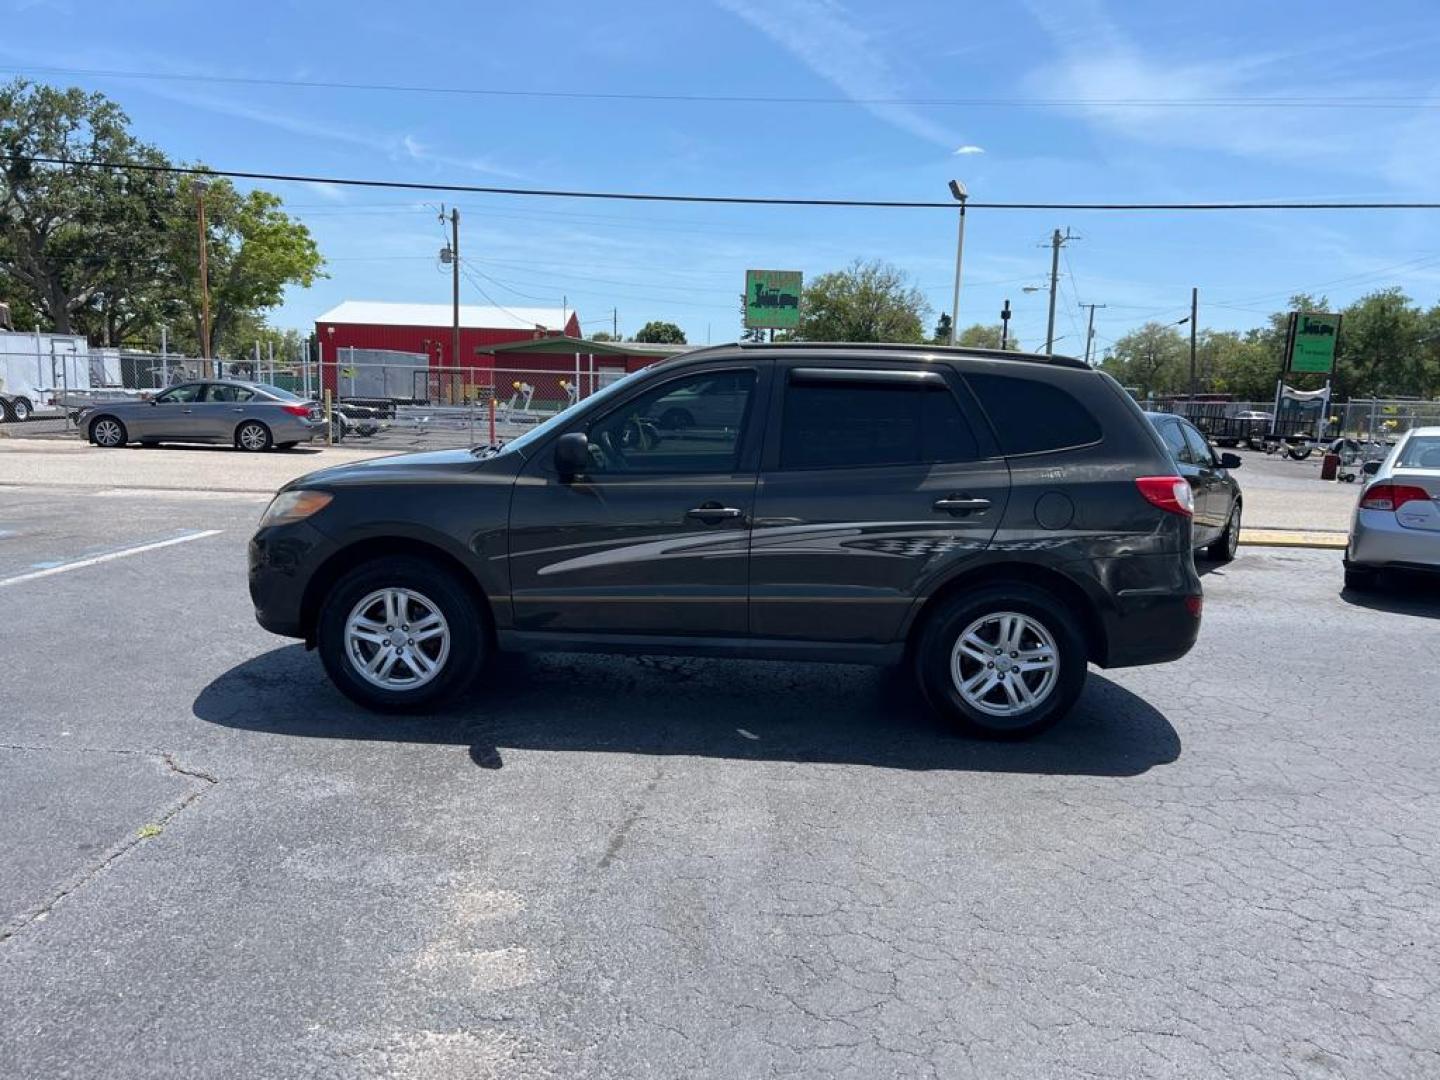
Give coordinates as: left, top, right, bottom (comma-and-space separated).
493, 369, 648, 457
253, 383, 302, 401
1396, 434, 1440, 469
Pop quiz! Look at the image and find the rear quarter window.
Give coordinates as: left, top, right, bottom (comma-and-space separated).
964, 372, 1102, 455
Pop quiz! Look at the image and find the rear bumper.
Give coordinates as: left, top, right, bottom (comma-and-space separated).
1087, 552, 1203, 668
273, 416, 327, 443
1346, 509, 1440, 571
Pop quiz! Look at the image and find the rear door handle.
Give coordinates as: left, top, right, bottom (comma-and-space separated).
686, 504, 744, 523
933, 496, 991, 515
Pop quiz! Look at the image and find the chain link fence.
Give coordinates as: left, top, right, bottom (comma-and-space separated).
2, 334, 628, 452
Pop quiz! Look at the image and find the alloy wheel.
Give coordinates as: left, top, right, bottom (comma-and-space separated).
949, 611, 1060, 717
93, 419, 123, 447
344, 588, 451, 691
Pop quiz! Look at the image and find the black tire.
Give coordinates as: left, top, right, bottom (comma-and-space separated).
317, 556, 486, 713
5, 397, 32, 422
1344, 566, 1379, 591
914, 583, 1088, 739
1207, 503, 1241, 563
235, 420, 272, 452
1288, 445, 1314, 461
89, 415, 128, 448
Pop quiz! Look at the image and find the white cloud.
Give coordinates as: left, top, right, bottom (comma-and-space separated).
714, 0, 968, 150
953, 145, 986, 156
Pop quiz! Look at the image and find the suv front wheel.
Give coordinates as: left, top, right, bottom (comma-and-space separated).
317, 556, 486, 712
915, 583, 1088, 739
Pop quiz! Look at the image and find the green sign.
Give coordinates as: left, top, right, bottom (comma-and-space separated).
1286, 311, 1342, 374
744, 269, 802, 329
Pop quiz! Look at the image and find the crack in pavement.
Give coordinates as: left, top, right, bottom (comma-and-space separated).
0, 747, 219, 945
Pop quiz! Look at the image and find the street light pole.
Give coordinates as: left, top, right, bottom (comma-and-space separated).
947, 180, 968, 345
195, 180, 213, 376
1188, 286, 1199, 401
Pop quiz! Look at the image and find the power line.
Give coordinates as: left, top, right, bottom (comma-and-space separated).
9, 155, 1440, 210
8, 64, 1440, 110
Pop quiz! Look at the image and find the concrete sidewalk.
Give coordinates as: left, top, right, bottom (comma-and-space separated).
0, 438, 393, 493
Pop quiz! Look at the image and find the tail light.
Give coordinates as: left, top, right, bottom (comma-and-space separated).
1359, 483, 1431, 512
281, 404, 310, 417
1185, 595, 1204, 618
1135, 476, 1194, 517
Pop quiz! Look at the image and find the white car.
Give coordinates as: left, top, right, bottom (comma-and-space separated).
1344, 426, 1440, 589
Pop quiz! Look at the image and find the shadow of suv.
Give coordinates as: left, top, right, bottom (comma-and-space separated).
249, 343, 1202, 738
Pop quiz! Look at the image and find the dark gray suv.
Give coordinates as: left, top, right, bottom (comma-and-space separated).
249, 343, 1202, 737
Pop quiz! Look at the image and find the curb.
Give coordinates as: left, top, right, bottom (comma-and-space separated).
1239, 530, 1347, 550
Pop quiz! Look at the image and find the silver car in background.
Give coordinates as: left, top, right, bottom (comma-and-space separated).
79, 380, 327, 451
1344, 426, 1440, 589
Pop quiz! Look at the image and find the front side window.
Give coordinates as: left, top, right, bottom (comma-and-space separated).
585, 369, 756, 475
780, 380, 979, 470
155, 384, 201, 404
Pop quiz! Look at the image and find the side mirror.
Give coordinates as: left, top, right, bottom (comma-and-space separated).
554, 431, 590, 480
1362, 460, 1381, 476
1219, 452, 1242, 469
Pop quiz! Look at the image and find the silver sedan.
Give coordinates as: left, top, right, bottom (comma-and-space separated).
80, 380, 327, 451
1344, 426, 1440, 589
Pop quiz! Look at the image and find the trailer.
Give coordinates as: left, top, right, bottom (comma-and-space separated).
0, 330, 95, 421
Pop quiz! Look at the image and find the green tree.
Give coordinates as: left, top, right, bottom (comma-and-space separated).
1201, 330, 1275, 401
956, 323, 1021, 351
1100, 322, 1188, 398
796, 259, 929, 343
932, 313, 952, 344
588, 330, 618, 342
0, 79, 173, 336
1334, 288, 1425, 398
633, 320, 686, 344
164, 174, 324, 356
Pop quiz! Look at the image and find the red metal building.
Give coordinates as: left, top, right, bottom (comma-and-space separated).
315, 301, 580, 370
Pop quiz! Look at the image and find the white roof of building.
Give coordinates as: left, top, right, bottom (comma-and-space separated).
316, 300, 574, 332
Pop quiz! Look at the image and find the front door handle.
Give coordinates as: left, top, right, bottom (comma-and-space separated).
686, 503, 744, 524
933, 496, 991, 515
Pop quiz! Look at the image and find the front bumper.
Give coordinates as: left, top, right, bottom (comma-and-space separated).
1346, 509, 1440, 572
248, 520, 337, 639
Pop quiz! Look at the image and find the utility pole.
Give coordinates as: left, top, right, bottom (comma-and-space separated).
613, 307, 618, 340
1000, 299, 1012, 350
1079, 302, 1107, 366
442, 206, 460, 370
1044, 227, 1077, 356
195, 180, 212, 375
1188, 286, 1199, 401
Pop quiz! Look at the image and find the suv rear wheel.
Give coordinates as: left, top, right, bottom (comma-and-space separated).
915, 583, 1088, 739
317, 556, 486, 712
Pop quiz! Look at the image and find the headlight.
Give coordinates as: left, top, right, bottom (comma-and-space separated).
259, 489, 333, 528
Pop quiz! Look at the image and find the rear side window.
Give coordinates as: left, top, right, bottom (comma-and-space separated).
965, 373, 1102, 455
1181, 423, 1215, 465
1157, 419, 1192, 464
780, 381, 979, 469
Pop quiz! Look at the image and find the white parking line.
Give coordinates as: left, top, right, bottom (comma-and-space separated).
0, 530, 223, 588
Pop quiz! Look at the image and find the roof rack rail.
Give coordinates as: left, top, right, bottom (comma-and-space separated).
731, 340, 1090, 371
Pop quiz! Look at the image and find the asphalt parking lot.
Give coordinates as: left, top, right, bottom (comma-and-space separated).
3, 463, 1439, 1078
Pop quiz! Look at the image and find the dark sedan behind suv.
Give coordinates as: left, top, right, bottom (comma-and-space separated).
250, 343, 1202, 738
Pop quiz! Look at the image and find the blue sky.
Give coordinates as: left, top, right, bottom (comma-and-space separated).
5, 0, 1440, 354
